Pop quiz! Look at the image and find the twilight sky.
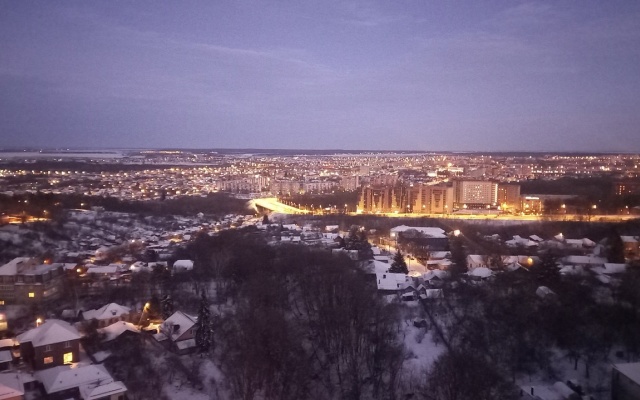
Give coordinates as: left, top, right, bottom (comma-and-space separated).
1, 1, 639, 151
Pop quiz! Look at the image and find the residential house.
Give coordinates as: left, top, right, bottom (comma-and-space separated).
562, 255, 607, 268
17, 319, 81, 370
0, 373, 25, 400
467, 267, 493, 280
375, 272, 410, 291
612, 362, 640, 400
0, 258, 65, 305
35, 364, 127, 400
172, 259, 194, 273
82, 303, 131, 328
154, 311, 197, 354
98, 321, 140, 344
466, 255, 487, 269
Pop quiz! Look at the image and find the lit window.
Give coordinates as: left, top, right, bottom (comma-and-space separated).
63, 352, 73, 364
0, 301, 4, 305
44, 356, 53, 364
28, 292, 35, 298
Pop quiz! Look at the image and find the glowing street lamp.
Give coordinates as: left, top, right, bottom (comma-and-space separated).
36, 318, 42, 327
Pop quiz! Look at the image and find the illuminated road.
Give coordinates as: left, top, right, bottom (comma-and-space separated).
351, 212, 638, 223
249, 198, 309, 214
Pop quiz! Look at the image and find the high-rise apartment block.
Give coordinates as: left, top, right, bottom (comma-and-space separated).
358, 180, 521, 214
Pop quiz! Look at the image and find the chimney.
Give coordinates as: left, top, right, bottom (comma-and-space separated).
530, 387, 534, 396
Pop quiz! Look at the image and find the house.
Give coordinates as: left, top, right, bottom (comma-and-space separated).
0, 349, 12, 371
466, 255, 487, 269
422, 270, 449, 287
390, 225, 449, 252
519, 381, 581, 399
17, 319, 81, 370
363, 260, 390, 274
612, 362, 640, 400
154, 311, 197, 354
400, 286, 418, 302
0, 373, 25, 400
593, 263, 627, 276
562, 255, 607, 268
375, 272, 410, 291
172, 259, 194, 272
35, 364, 127, 400
467, 267, 493, 280
0, 258, 66, 304
82, 303, 131, 328
98, 321, 140, 343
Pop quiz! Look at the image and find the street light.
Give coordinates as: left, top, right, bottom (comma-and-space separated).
138, 302, 151, 327
36, 318, 42, 327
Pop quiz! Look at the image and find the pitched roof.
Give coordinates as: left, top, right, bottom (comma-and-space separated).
158, 311, 197, 341
17, 319, 81, 347
35, 364, 119, 395
390, 225, 446, 238
83, 303, 131, 321
614, 362, 640, 385
98, 321, 140, 342
0, 373, 25, 400
80, 380, 127, 400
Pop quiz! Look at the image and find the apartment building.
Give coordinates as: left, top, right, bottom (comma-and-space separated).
0, 258, 65, 305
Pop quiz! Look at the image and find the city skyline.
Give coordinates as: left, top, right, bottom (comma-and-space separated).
2, 1, 640, 151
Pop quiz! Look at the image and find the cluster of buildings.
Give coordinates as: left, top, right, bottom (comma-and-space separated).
1, 151, 639, 203
357, 180, 532, 214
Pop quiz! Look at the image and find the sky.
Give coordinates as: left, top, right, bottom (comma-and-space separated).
1, 1, 639, 152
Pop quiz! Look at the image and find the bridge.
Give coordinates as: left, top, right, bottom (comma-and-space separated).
248, 197, 309, 214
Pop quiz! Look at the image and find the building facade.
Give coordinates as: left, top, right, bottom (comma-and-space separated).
0, 258, 65, 305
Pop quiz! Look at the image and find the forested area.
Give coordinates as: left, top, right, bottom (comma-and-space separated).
0, 191, 247, 219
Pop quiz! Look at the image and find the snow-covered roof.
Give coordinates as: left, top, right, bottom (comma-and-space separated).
423, 270, 449, 281
80, 380, 127, 400
173, 259, 194, 270
529, 235, 543, 242
562, 255, 606, 265
159, 311, 197, 341
17, 319, 81, 347
390, 225, 446, 238
420, 289, 444, 299
559, 265, 586, 276
0, 258, 60, 276
0, 373, 25, 400
83, 303, 131, 321
98, 321, 140, 342
375, 272, 409, 291
536, 286, 556, 299
596, 263, 627, 275
621, 236, 639, 243
429, 251, 451, 260
87, 266, 118, 275
36, 364, 122, 395
614, 362, 640, 385
363, 260, 390, 274
520, 382, 577, 400
0, 257, 31, 275
468, 267, 492, 278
